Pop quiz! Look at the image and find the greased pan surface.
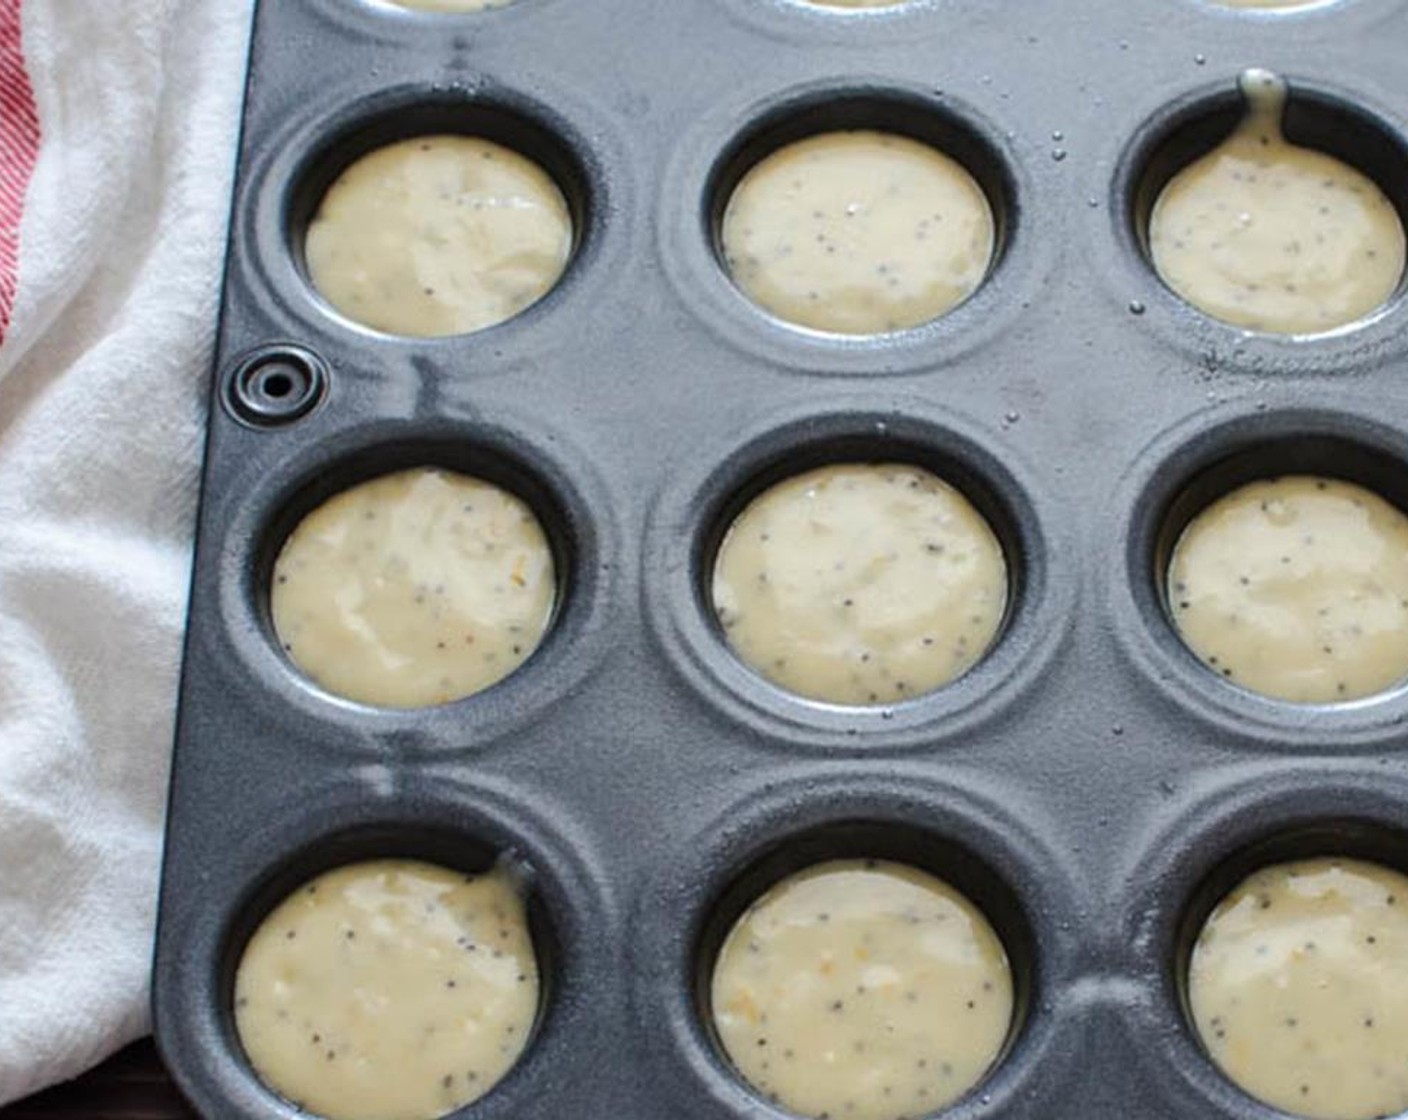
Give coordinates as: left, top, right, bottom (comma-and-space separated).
154, 0, 1408, 1117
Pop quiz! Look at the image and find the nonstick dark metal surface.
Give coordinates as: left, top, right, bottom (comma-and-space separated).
152, 0, 1408, 1117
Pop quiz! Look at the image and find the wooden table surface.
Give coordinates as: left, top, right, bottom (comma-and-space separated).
2, 1041, 193, 1120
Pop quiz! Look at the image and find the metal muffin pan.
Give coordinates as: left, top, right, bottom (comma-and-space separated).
152, 0, 1408, 1116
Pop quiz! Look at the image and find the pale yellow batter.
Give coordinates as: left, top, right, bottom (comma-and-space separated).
271, 467, 556, 709
305, 136, 571, 337
711, 463, 1006, 705
1189, 858, 1408, 1120
1167, 476, 1408, 704
720, 131, 994, 334
1149, 69, 1404, 334
235, 860, 539, 1120
712, 859, 1013, 1120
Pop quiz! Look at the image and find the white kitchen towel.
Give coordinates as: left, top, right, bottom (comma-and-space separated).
0, 0, 254, 1102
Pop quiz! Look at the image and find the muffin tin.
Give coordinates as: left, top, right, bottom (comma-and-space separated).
152, 0, 1408, 1117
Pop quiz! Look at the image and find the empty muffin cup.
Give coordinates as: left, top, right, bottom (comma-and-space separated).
270, 465, 557, 709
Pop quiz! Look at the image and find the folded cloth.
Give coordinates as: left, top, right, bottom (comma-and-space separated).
0, 0, 253, 1102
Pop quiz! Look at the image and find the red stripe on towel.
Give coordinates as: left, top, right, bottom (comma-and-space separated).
0, 0, 38, 345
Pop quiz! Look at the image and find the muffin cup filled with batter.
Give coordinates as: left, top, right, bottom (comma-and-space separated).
230, 836, 554, 1120
708, 93, 1011, 337
707, 453, 1012, 708
1127, 73, 1408, 335
1146, 431, 1408, 707
264, 445, 571, 711
1176, 824, 1408, 1120
697, 821, 1030, 1120
289, 98, 590, 338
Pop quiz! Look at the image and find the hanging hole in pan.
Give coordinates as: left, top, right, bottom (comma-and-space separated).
225, 345, 328, 428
